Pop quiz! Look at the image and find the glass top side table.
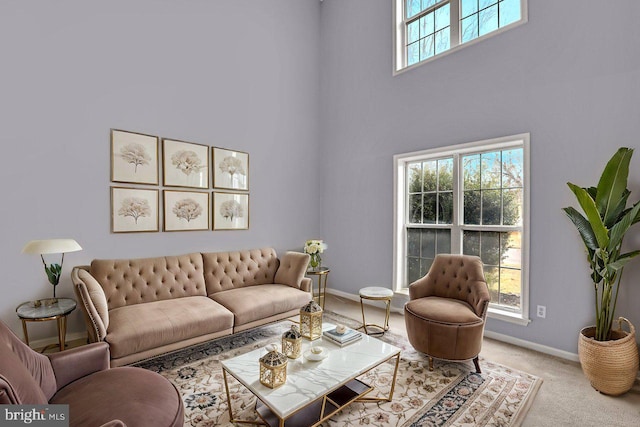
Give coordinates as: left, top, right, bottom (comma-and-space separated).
306, 266, 330, 309
16, 297, 77, 352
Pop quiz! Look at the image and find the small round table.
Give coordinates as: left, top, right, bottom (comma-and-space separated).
306, 267, 330, 309
16, 298, 77, 352
358, 286, 393, 336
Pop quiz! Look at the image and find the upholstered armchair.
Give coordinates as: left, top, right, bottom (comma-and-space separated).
404, 254, 491, 373
0, 320, 184, 427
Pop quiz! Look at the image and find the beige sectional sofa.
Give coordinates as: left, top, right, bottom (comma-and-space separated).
72, 248, 311, 367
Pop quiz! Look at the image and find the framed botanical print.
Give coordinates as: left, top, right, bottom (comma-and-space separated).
212, 147, 249, 190
164, 190, 210, 231
213, 192, 249, 230
111, 129, 159, 185
111, 187, 159, 233
163, 139, 209, 188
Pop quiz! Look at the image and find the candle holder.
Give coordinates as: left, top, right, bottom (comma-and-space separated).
300, 300, 323, 340
259, 344, 287, 389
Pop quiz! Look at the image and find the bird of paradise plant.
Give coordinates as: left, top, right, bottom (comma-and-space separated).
563, 147, 640, 341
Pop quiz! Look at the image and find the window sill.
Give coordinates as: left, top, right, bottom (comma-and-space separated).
487, 308, 530, 326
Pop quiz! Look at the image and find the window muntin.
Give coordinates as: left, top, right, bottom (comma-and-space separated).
395, 0, 527, 73
395, 134, 529, 321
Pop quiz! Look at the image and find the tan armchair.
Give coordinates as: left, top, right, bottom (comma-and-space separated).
404, 254, 491, 373
0, 319, 183, 427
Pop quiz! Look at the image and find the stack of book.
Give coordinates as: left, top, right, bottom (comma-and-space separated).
323, 327, 362, 347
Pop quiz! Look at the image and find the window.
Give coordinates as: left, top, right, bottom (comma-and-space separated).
394, 0, 528, 73
394, 134, 530, 324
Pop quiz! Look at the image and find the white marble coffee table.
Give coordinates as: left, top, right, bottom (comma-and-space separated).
221, 324, 401, 427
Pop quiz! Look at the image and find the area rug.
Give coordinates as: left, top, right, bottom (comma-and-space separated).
133, 312, 542, 427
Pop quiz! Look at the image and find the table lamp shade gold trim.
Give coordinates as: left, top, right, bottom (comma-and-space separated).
22, 239, 82, 255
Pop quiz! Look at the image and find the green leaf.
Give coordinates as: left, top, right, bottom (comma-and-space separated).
609, 201, 640, 251
562, 207, 598, 250
596, 147, 632, 227
607, 250, 640, 272
567, 182, 609, 248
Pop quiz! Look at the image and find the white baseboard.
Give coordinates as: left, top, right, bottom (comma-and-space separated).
483, 330, 580, 362
27, 331, 87, 350
326, 288, 581, 362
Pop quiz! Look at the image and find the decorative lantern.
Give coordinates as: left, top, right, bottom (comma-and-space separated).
259, 344, 288, 389
282, 324, 303, 359
300, 300, 323, 340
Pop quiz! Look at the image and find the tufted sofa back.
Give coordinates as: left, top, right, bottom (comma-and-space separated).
409, 254, 490, 317
202, 248, 279, 295
90, 253, 206, 310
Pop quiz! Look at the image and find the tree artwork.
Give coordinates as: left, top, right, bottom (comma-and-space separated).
118, 197, 151, 223
172, 198, 203, 222
220, 200, 243, 221
218, 156, 245, 179
119, 143, 151, 173
171, 150, 204, 176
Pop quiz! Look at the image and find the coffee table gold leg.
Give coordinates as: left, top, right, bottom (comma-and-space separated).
222, 369, 235, 422
356, 353, 401, 403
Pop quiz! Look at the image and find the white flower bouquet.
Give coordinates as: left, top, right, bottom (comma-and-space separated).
304, 239, 327, 270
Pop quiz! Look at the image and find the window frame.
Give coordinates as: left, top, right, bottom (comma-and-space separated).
393, 0, 529, 75
393, 133, 531, 325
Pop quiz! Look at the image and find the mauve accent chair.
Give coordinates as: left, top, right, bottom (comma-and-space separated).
404, 254, 491, 373
0, 320, 184, 427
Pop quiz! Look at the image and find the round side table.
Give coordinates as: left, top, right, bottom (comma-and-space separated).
358, 286, 393, 336
306, 267, 330, 309
16, 297, 77, 352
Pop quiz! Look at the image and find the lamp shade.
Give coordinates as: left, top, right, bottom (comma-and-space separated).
22, 239, 82, 255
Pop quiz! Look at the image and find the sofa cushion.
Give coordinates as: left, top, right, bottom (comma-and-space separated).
203, 248, 279, 294
274, 251, 310, 289
50, 367, 183, 427
404, 297, 481, 325
211, 284, 311, 327
90, 253, 206, 310
106, 297, 233, 359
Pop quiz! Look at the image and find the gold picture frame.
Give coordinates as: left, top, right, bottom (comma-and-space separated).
163, 190, 210, 231
111, 129, 159, 185
212, 147, 249, 191
162, 138, 210, 189
111, 187, 159, 233
213, 192, 249, 230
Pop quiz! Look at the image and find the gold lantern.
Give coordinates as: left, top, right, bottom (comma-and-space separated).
300, 300, 323, 340
259, 344, 288, 389
282, 324, 302, 359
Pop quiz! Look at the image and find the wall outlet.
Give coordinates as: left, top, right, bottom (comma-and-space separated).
537, 305, 546, 318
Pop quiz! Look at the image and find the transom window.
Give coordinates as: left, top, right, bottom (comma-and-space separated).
394, 0, 528, 73
394, 134, 530, 324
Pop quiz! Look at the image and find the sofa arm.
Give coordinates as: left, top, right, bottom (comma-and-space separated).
274, 252, 310, 289
408, 272, 434, 301
300, 277, 312, 293
48, 342, 110, 390
72, 267, 109, 343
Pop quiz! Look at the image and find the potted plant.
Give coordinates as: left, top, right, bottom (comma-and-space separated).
563, 147, 640, 395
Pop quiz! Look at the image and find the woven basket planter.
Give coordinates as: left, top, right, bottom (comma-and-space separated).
578, 317, 639, 396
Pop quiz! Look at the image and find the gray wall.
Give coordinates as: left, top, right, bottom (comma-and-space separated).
0, 0, 321, 340
3, 0, 639, 356
319, 0, 640, 353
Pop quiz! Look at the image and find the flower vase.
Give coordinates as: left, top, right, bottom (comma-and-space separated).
309, 254, 321, 271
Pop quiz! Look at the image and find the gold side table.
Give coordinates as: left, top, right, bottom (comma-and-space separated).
358, 286, 393, 336
306, 266, 330, 309
16, 298, 77, 352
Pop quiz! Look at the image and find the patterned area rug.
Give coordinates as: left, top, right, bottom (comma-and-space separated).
134, 312, 542, 426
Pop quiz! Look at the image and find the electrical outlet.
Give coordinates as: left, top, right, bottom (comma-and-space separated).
537, 305, 546, 318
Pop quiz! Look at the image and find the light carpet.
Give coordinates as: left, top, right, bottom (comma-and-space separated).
133, 312, 542, 427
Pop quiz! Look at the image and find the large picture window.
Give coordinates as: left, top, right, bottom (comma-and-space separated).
394, 134, 530, 324
394, 0, 528, 73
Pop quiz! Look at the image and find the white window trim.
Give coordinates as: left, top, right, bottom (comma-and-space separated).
393, 0, 529, 76
393, 133, 531, 325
